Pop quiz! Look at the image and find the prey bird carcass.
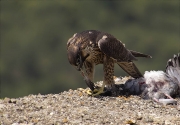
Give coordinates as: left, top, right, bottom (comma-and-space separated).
67, 30, 151, 96
122, 53, 180, 105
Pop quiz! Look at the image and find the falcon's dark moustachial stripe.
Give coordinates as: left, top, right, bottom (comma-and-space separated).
67, 30, 151, 96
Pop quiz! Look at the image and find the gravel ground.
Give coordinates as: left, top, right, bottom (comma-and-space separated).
1, 82, 180, 125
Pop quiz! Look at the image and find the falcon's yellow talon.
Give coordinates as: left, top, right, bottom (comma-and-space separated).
91, 87, 104, 96
92, 88, 99, 93
85, 87, 105, 96
86, 90, 93, 95
85, 83, 106, 96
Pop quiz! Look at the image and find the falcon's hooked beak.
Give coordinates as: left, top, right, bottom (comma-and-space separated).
77, 53, 89, 71
77, 54, 83, 71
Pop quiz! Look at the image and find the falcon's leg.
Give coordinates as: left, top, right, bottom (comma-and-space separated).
84, 61, 95, 82
90, 56, 115, 96
83, 61, 105, 96
82, 61, 96, 94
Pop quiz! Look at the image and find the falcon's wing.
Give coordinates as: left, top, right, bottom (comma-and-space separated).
97, 34, 143, 78
117, 62, 143, 78
129, 50, 152, 58
98, 35, 137, 62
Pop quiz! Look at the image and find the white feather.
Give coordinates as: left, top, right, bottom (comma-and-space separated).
144, 70, 167, 84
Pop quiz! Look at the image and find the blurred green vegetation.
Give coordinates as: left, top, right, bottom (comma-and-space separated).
1, 1, 180, 98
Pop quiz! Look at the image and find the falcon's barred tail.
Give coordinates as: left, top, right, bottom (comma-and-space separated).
117, 62, 143, 78
129, 50, 152, 58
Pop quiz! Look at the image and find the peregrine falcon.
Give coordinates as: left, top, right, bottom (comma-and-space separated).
67, 30, 151, 96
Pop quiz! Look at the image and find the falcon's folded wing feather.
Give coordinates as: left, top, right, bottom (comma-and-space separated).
117, 62, 143, 78
97, 35, 137, 62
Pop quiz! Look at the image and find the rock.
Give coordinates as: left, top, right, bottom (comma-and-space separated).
0, 87, 180, 124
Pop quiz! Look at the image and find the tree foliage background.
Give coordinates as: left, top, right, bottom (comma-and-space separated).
1, 0, 180, 98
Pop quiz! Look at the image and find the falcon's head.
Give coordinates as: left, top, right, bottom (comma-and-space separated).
67, 33, 90, 71
67, 45, 81, 70
67, 45, 89, 71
